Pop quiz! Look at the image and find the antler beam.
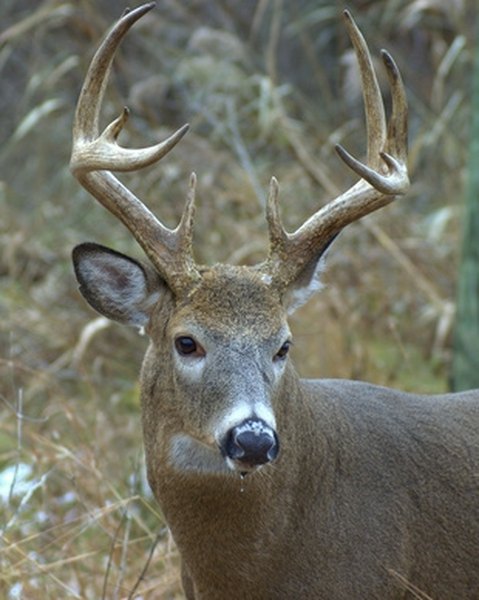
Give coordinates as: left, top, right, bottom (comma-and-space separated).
70, 2, 200, 292
71, 5, 409, 298
263, 9, 409, 289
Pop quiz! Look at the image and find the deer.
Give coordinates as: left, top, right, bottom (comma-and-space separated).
70, 3, 479, 599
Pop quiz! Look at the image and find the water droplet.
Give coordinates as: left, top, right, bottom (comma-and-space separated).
239, 472, 245, 493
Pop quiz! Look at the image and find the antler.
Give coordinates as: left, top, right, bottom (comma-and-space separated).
263, 10, 409, 289
70, 2, 199, 292
72, 5, 408, 297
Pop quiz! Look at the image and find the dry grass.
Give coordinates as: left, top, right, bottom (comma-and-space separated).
0, 0, 475, 597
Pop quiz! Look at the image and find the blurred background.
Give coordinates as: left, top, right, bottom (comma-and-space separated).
0, 0, 476, 597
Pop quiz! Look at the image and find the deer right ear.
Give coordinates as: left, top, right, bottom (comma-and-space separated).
72, 243, 164, 327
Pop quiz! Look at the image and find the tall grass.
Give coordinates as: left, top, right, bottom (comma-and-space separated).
0, 0, 474, 597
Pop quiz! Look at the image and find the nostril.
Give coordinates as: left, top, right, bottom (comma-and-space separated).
235, 430, 277, 463
223, 419, 279, 467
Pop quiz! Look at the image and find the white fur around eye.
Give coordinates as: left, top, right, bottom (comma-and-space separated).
173, 351, 206, 382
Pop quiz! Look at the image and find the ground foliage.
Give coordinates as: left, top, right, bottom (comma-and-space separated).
0, 0, 476, 597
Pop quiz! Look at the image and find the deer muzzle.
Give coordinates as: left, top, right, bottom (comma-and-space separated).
222, 419, 279, 470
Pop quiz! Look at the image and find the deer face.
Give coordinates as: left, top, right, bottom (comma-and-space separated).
73, 244, 291, 476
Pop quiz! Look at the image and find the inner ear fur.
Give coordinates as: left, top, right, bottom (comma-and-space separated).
72, 242, 165, 327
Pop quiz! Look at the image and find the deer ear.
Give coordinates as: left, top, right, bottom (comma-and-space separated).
281, 236, 336, 314
72, 243, 164, 327
282, 255, 326, 314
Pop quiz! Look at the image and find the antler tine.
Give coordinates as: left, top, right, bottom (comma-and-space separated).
73, 4, 153, 142
266, 177, 285, 250
71, 2, 199, 293
173, 173, 198, 274
262, 10, 409, 290
382, 49, 408, 161
342, 9, 386, 168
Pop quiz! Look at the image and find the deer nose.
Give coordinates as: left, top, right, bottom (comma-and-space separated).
223, 419, 279, 468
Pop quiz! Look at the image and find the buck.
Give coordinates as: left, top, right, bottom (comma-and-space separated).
70, 3, 479, 599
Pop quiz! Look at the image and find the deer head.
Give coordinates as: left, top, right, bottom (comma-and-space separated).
71, 2, 408, 477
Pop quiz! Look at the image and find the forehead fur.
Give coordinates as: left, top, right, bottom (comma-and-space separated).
174, 264, 285, 337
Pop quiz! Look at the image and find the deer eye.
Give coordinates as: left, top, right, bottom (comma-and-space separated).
175, 335, 198, 356
274, 341, 291, 361
175, 336, 204, 357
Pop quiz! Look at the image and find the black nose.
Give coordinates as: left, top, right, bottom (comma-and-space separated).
223, 419, 279, 467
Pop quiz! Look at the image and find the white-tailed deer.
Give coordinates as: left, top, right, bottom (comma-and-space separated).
71, 3, 479, 598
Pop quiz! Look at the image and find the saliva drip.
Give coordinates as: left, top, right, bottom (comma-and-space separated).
239, 472, 247, 493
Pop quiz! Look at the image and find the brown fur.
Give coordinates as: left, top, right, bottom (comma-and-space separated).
142, 274, 479, 599
73, 251, 479, 599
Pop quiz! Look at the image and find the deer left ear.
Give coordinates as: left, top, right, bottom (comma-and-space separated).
281, 254, 327, 314
281, 235, 337, 314
72, 242, 164, 327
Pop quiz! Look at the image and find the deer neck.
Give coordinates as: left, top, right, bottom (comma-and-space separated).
142, 365, 330, 594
